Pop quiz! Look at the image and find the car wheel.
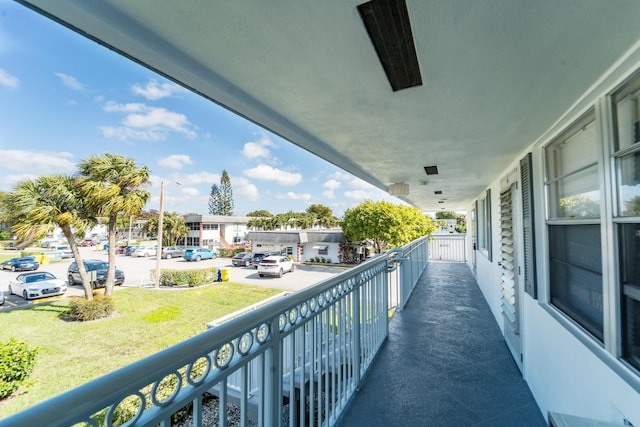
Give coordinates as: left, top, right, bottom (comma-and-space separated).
278, 268, 283, 278
245, 260, 249, 267
259, 274, 264, 277
196, 256, 201, 261
165, 254, 172, 260
23, 290, 29, 301
144, 252, 149, 257
68, 274, 75, 286
8, 285, 12, 295
11, 266, 16, 272
290, 264, 295, 273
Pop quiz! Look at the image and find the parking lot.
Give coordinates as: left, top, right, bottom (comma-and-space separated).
0, 247, 345, 309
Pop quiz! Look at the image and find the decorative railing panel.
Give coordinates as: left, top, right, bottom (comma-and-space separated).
0, 236, 429, 427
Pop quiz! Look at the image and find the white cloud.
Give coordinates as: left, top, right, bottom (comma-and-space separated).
327, 171, 352, 182
276, 192, 311, 201
158, 154, 193, 169
180, 187, 199, 196
0, 68, 19, 88
181, 172, 220, 185
229, 176, 260, 201
323, 179, 341, 190
131, 79, 182, 100
55, 72, 86, 92
243, 164, 302, 186
322, 190, 335, 199
101, 101, 197, 141
242, 136, 277, 160
344, 190, 375, 200
0, 149, 76, 172
348, 177, 375, 190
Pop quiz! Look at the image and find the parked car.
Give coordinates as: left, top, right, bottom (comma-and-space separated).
55, 245, 73, 259
80, 238, 95, 247
67, 260, 125, 288
124, 245, 139, 256
8, 271, 67, 300
232, 252, 253, 267
132, 246, 156, 257
183, 247, 216, 262
115, 245, 126, 254
0, 291, 4, 305
161, 246, 185, 259
1, 256, 39, 272
257, 255, 295, 278
251, 251, 280, 268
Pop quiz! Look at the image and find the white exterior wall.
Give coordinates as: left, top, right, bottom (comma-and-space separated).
301, 242, 340, 263
469, 43, 640, 425
222, 223, 248, 245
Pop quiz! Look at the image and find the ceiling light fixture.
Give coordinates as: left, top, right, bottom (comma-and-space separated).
388, 182, 409, 196
358, 0, 422, 92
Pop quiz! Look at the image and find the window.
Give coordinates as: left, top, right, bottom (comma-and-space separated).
544, 110, 604, 341
613, 73, 640, 371
476, 190, 492, 260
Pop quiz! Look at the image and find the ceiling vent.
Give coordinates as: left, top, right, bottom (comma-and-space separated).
424, 165, 439, 175
358, 0, 422, 92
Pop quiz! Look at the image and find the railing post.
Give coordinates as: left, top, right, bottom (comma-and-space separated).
264, 318, 282, 427
353, 282, 361, 386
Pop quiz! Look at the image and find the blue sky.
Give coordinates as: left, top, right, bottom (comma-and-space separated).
0, 1, 401, 217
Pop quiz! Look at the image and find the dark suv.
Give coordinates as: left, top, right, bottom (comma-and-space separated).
251, 251, 280, 268
67, 259, 125, 288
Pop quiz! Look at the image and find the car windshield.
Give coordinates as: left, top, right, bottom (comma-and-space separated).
25, 273, 55, 283
86, 262, 108, 271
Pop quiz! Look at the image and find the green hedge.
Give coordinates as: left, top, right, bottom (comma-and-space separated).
218, 247, 246, 258
68, 296, 115, 321
155, 267, 219, 287
0, 338, 38, 400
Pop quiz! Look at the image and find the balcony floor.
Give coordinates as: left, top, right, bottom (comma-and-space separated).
337, 262, 546, 427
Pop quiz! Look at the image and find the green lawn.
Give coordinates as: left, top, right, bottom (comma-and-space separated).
0, 283, 284, 418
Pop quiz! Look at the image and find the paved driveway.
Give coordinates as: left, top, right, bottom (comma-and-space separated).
0, 247, 344, 308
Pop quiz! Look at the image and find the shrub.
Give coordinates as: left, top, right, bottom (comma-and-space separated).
0, 338, 38, 400
68, 296, 115, 321
156, 267, 218, 287
219, 248, 244, 258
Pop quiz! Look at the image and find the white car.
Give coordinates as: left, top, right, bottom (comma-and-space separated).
8, 271, 67, 300
132, 246, 157, 257
257, 255, 295, 278
55, 245, 73, 259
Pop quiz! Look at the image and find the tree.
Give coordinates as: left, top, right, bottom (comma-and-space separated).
435, 211, 467, 233
76, 154, 150, 296
341, 200, 437, 254
208, 170, 234, 215
247, 210, 273, 217
8, 175, 96, 299
306, 204, 338, 229
144, 212, 188, 246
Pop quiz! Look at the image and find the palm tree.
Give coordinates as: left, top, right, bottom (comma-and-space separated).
144, 212, 188, 246
76, 154, 150, 296
8, 175, 96, 299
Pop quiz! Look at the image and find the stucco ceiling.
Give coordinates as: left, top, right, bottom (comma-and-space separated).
17, 0, 640, 212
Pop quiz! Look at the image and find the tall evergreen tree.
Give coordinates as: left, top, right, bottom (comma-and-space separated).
208, 170, 234, 215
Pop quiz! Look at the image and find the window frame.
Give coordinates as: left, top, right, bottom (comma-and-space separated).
476, 189, 492, 261
543, 109, 606, 343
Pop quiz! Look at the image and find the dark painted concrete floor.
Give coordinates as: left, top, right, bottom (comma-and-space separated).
337, 262, 546, 427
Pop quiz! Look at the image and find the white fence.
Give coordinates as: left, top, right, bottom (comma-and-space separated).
428, 234, 466, 262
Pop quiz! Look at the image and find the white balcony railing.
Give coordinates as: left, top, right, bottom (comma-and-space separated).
0, 235, 430, 427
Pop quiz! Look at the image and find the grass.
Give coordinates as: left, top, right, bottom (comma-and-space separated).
0, 283, 284, 418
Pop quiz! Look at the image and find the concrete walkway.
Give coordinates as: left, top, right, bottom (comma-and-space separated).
337, 262, 546, 427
